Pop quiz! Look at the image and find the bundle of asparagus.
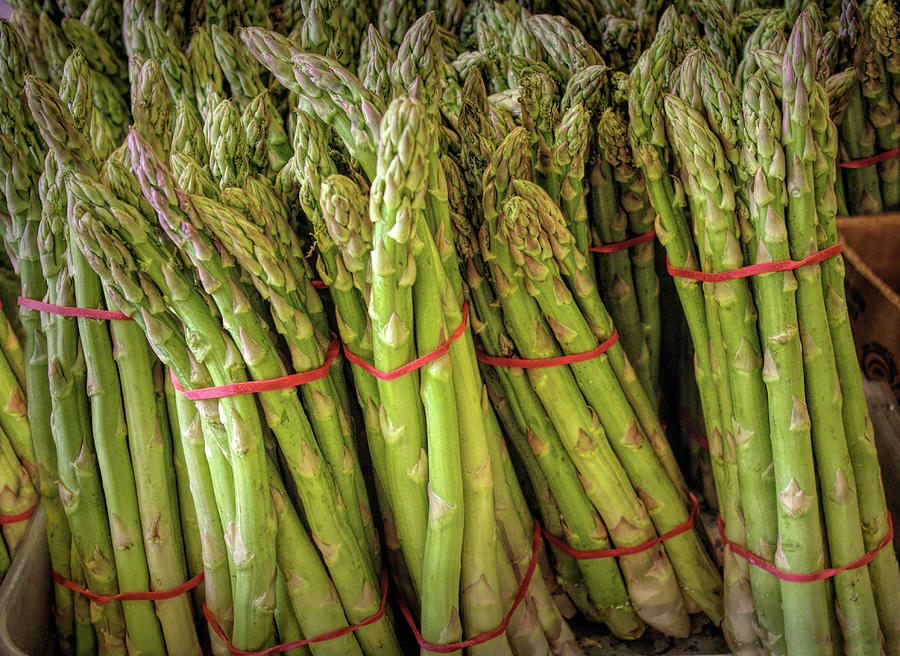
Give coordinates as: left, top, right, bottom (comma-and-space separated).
5, 1, 898, 656
631, 5, 900, 654
831, 0, 899, 214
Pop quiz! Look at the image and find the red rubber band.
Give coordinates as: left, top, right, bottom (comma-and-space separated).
17, 297, 133, 321
475, 329, 619, 369
666, 243, 842, 283
170, 334, 340, 400
0, 505, 36, 525
839, 147, 900, 169
542, 494, 698, 559
344, 302, 469, 381
589, 228, 656, 254
51, 571, 204, 603
398, 521, 541, 653
678, 406, 709, 451
204, 568, 389, 656
312, 280, 327, 289
719, 512, 894, 582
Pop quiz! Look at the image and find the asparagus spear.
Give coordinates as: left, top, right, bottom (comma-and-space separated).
131, 58, 172, 162
187, 190, 378, 569
29, 71, 175, 654
240, 27, 384, 180
205, 98, 248, 189
409, 179, 466, 653
358, 24, 395, 107
187, 26, 225, 119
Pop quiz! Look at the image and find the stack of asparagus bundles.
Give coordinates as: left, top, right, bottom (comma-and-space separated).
831, 0, 900, 214
631, 4, 900, 654
0, 265, 38, 582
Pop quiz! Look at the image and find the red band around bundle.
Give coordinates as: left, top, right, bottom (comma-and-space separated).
51, 571, 204, 603
311, 280, 327, 290
18, 297, 133, 321
719, 512, 894, 583
839, 147, 900, 169
589, 229, 656, 254
678, 406, 709, 451
666, 243, 843, 283
204, 568, 389, 656
542, 494, 698, 559
475, 329, 619, 369
344, 302, 469, 381
0, 505, 36, 525
170, 334, 340, 400
398, 521, 541, 653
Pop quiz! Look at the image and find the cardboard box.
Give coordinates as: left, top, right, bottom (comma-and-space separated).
837, 214, 900, 402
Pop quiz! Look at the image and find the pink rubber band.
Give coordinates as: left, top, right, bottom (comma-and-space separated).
398, 521, 540, 652
17, 297, 133, 321
666, 244, 843, 283
204, 569, 389, 655
475, 329, 618, 369
344, 302, 469, 381
170, 334, 340, 400
719, 513, 893, 582
839, 147, 900, 169
0, 505, 36, 525
542, 494, 698, 559
52, 571, 204, 604
589, 228, 656, 254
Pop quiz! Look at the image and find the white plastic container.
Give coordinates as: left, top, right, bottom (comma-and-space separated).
0, 505, 54, 656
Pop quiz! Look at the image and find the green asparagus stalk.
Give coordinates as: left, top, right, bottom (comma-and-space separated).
131, 58, 172, 162
504, 180, 723, 624
37, 169, 129, 656
188, 191, 378, 569
670, 87, 792, 653
205, 98, 248, 189
274, 577, 311, 656
524, 13, 602, 81
409, 194, 466, 654
187, 26, 225, 119
0, 423, 37, 554
240, 27, 384, 180
60, 18, 127, 95
69, 542, 96, 656
162, 372, 208, 625
8, 6, 48, 82
358, 24, 396, 107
